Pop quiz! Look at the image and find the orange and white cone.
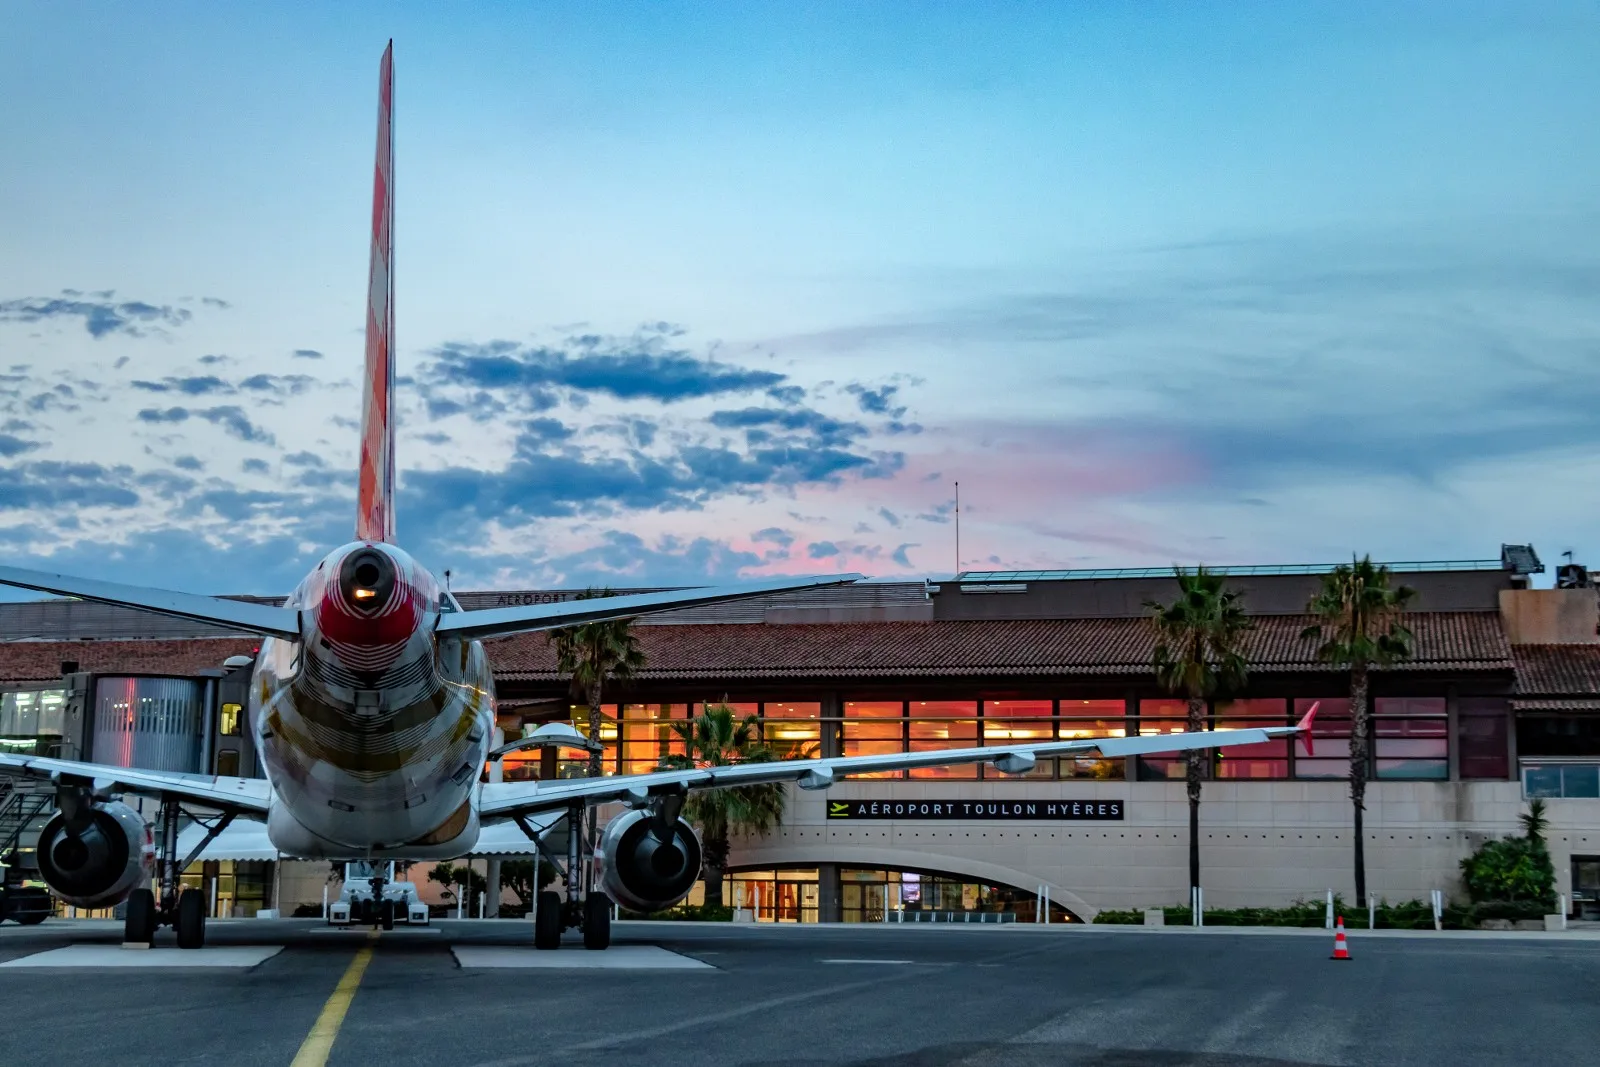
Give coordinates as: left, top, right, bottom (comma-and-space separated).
1330, 915, 1352, 960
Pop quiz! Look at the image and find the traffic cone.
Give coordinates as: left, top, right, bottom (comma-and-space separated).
1330, 915, 1351, 961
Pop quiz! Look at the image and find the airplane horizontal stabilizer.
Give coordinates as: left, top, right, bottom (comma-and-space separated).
435, 573, 866, 640
0, 564, 300, 638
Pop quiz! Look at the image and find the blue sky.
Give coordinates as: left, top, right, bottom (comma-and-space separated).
1, 2, 1597, 593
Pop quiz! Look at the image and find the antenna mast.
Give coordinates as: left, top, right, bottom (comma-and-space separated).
954, 480, 961, 577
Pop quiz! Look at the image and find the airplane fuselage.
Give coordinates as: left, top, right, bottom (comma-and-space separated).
249, 541, 496, 859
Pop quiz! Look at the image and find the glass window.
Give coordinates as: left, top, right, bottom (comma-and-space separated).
984, 700, 1054, 778
1517, 714, 1600, 758
1564, 764, 1600, 799
567, 704, 619, 775
1523, 765, 1563, 798
621, 703, 687, 775
1058, 700, 1127, 780
1374, 698, 1447, 779
1137, 699, 1203, 781
1294, 698, 1353, 779
215, 749, 240, 776
1214, 698, 1289, 778
843, 701, 904, 778
761, 701, 822, 758
1458, 698, 1509, 779
218, 702, 242, 737
908, 701, 978, 779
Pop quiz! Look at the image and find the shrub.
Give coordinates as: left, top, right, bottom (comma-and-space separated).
619, 903, 735, 922
1459, 802, 1556, 909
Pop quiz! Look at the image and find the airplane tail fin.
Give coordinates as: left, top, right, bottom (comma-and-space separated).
356, 40, 397, 543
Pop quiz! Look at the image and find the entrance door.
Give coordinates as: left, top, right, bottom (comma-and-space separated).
1574, 857, 1600, 919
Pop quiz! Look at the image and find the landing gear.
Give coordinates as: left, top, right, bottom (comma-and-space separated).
175, 889, 206, 949
533, 891, 562, 950
380, 898, 396, 931
120, 794, 233, 948
124, 888, 157, 944
583, 891, 612, 950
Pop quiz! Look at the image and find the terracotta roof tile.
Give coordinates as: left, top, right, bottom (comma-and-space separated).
488, 611, 1511, 682
0, 613, 1515, 689
1514, 644, 1600, 697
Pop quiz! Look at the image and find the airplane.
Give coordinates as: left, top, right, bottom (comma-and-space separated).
0, 42, 1315, 951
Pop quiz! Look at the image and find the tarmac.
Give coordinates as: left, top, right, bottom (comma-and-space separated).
1, 917, 1596, 1066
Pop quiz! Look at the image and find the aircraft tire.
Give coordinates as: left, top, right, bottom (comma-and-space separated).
381, 898, 395, 930
583, 892, 612, 951
13, 888, 50, 925
533, 891, 562, 950
124, 888, 157, 944
175, 888, 206, 949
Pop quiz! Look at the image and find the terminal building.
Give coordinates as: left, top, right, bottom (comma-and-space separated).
3, 547, 1598, 923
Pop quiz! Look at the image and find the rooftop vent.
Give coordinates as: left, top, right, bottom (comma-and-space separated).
1500, 544, 1544, 576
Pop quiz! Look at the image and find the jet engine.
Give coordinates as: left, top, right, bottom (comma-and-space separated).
595, 809, 703, 913
35, 800, 154, 909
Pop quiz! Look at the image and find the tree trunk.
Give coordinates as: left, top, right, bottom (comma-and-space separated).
1185, 695, 1205, 897
702, 831, 729, 908
1349, 662, 1370, 908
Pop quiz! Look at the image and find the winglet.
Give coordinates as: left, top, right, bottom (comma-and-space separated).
1296, 701, 1320, 758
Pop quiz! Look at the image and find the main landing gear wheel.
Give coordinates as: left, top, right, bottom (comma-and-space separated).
533, 891, 562, 950
381, 898, 396, 931
13, 888, 50, 925
124, 888, 157, 944
175, 888, 206, 950
583, 892, 612, 951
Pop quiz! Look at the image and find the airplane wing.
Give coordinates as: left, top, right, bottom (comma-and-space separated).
436, 573, 865, 640
0, 752, 273, 814
0, 564, 300, 638
480, 709, 1315, 819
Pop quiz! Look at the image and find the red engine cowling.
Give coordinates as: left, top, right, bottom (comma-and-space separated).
35, 801, 154, 909
595, 810, 703, 913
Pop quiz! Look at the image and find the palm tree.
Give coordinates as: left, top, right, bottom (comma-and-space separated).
1303, 555, 1415, 909
1148, 566, 1253, 901
660, 702, 787, 908
546, 588, 647, 779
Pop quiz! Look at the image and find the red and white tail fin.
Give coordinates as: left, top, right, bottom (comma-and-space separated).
356, 40, 397, 543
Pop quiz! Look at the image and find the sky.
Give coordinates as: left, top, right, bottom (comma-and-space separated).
1, 1, 1597, 594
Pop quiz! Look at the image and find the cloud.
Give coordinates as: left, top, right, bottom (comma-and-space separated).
241, 459, 270, 474
238, 373, 315, 396
173, 455, 204, 471
752, 527, 795, 548
421, 333, 787, 411
0, 292, 195, 338
283, 451, 325, 468
0, 460, 141, 509
201, 297, 231, 309
198, 354, 230, 365
199, 406, 276, 445
132, 376, 232, 396
707, 407, 867, 450
847, 383, 907, 418
135, 405, 275, 444
891, 543, 920, 568
292, 348, 323, 360
878, 507, 902, 528
807, 540, 841, 559
0, 434, 41, 457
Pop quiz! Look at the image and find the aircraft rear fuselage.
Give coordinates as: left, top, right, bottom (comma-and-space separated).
251, 541, 496, 859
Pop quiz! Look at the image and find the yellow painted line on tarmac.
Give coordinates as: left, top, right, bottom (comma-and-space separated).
290, 929, 379, 1067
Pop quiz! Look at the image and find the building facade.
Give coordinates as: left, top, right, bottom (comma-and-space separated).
3, 557, 1598, 922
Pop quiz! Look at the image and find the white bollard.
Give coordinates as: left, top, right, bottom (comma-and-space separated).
1431, 889, 1442, 931
1325, 889, 1334, 930
322, 885, 328, 920
457, 884, 465, 920
478, 892, 485, 919
1197, 887, 1204, 927
1369, 897, 1377, 931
